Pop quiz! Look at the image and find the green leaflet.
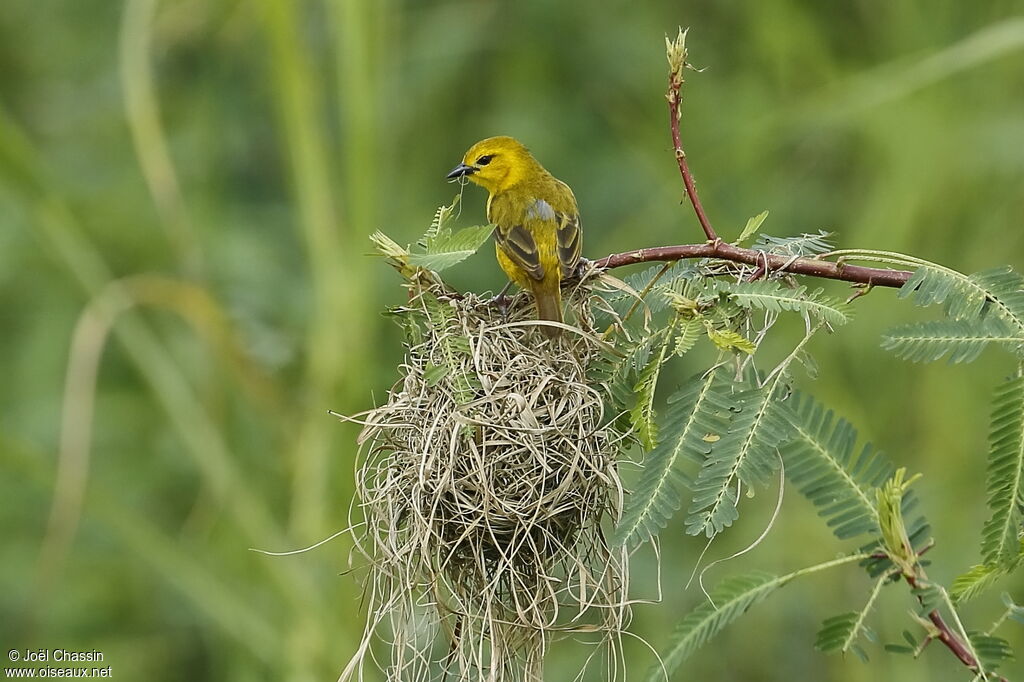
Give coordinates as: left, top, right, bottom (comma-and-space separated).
630, 326, 676, 449
614, 368, 729, 547
752, 230, 834, 257
645, 553, 868, 682
719, 280, 853, 327
898, 265, 1024, 335
951, 560, 1018, 603
603, 261, 699, 315
815, 572, 890, 662
595, 321, 656, 422
407, 223, 495, 272
816, 613, 874, 663
673, 317, 703, 356
780, 392, 892, 540
881, 318, 1023, 364
644, 572, 782, 682
969, 632, 1014, 673
705, 327, 756, 354
685, 377, 795, 538
735, 210, 769, 245
418, 195, 461, 248
981, 377, 1024, 566
374, 197, 494, 275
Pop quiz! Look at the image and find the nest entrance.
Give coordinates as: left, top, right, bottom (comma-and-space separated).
344, 288, 632, 682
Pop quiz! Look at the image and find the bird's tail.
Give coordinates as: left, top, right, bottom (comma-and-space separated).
533, 287, 563, 338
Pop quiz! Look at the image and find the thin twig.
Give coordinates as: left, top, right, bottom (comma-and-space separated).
666, 29, 717, 242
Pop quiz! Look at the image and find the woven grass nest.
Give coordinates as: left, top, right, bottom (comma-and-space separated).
341, 285, 632, 682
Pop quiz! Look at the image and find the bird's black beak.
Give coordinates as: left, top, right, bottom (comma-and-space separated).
446, 163, 477, 179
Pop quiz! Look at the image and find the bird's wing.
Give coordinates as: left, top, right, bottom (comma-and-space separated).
495, 222, 545, 281
555, 210, 581, 278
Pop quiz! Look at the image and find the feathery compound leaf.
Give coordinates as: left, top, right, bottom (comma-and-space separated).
752, 230, 834, 257
595, 324, 657, 418
899, 265, 1024, 335
645, 572, 783, 682
969, 632, 1014, 671
673, 318, 703, 356
705, 327, 756, 355
781, 392, 894, 540
685, 378, 796, 537
981, 377, 1024, 566
604, 261, 698, 313
614, 369, 730, 547
911, 583, 944, 615
951, 560, 1018, 603
882, 318, 1022, 364
630, 332, 672, 449
419, 195, 460, 248
408, 224, 495, 272
970, 266, 1024, 329
719, 280, 853, 327
815, 572, 889, 661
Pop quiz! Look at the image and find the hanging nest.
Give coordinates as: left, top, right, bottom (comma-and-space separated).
341, 284, 632, 682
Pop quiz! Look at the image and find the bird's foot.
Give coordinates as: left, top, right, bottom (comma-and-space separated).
488, 281, 515, 319
489, 292, 511, 318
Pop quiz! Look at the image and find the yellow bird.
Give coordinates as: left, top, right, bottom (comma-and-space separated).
447, 136, 582, 338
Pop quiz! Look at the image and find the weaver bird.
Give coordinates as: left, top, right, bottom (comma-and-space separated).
447, 136, 581, 338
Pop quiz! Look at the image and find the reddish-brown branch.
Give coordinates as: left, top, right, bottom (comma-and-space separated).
667, 35, 716, 243
902, 572, 1004, 680
652, 32, 912, 290
592, 241, 912, 288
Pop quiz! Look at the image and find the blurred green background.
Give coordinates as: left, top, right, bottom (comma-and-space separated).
2, 1, 1023, 680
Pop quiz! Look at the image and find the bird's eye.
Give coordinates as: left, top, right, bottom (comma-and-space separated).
476, 154, 494, 166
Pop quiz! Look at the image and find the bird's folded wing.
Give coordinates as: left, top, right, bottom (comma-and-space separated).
555, 211, 581, 278
495, 224, 545, 281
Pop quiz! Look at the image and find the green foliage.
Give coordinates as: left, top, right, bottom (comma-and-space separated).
876, 468, 923, 574
415, 292, 480, 405
1002, 593, 1024, 625
685, 377, 796, 537
595, 320, 658, 425
881, 318, 1023, 363
910, 583, 944, 615
673, 318, 703, 356
704, 327, 756, 354
815, 611, 876, 662
898, 265, 1024, 334
614, 368, 729, 547
735, 210, 769, 245
951, 560, 1018, 603
780, 392, 891, 540
752, 231, 834, 257
408, 225, 496, 273
5, 3, 1024, 681
630, 329, 672, 449
970, 632, 1015, 672
645, 572, 784, 682
405, 197, 496, 272
719, 280, 853, 328
981, 376, 1024, 566
603, 262, 700, 315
